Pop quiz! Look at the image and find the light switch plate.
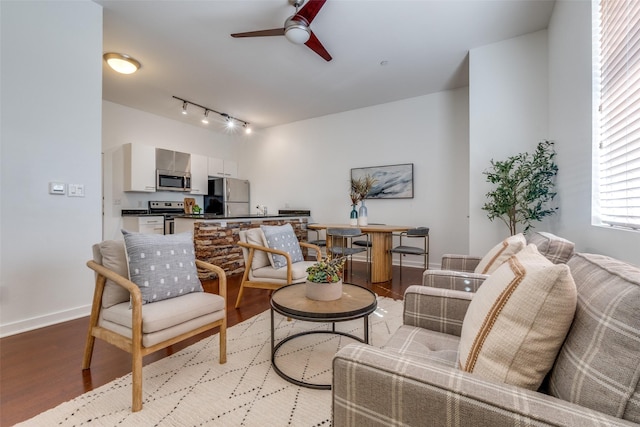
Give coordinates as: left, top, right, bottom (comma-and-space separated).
49, 182, 66, 195
68, 184, 85, 197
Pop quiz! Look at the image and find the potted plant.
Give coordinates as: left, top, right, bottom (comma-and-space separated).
305, 256, 346, 301
482, 140, 559, 235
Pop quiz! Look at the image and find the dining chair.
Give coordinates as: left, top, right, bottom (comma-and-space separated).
390, 227, 430, 275
326, 228, 368, 279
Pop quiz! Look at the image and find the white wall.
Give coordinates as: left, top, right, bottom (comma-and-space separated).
468, 30, 550, 254
548, 0, 640, 265
102, 101, 244, 240
0, 0, 103, 336
239, 88, 471, 266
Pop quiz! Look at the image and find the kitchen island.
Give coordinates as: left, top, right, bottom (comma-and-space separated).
174, 214, 310, 279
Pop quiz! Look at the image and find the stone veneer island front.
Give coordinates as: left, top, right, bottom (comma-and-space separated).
174, 215, 310, 280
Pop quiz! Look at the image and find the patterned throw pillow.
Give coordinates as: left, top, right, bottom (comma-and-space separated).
459, 244, 577, 390
122, 230, 203, 304
474, 233, 526, 274
260, 223, 303, 269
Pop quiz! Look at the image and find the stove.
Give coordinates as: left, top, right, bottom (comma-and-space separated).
149, 201, 185, 234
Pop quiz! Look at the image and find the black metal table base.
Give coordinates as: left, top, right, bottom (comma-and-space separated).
270, 309, 369, 390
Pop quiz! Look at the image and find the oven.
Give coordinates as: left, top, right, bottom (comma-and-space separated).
149, 201, 185, 234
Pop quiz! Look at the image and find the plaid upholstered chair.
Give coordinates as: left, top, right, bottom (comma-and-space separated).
333, 245, 640, 426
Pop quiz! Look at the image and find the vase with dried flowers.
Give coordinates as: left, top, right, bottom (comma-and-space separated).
351, 175, 376, 226
305, 256, 346, 301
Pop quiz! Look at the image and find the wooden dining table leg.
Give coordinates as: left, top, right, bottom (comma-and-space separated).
370, 231, 393, 283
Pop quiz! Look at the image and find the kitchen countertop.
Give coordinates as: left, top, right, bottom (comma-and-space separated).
175, 214, 309, 220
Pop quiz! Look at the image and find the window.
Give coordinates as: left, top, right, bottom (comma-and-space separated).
594, 0, 640, 230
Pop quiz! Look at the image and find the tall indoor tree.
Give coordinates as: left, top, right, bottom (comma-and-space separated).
482, 140, 559, 235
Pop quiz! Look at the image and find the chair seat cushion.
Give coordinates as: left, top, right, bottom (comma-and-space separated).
249, 260, 317, 284
382, 325, 459, 367
474, 233, 526, 274
459, 244, 577, 390
102, 292, 225, 334
391, 245, 425, 255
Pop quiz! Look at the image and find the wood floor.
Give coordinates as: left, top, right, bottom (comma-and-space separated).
0, 261, 422, 426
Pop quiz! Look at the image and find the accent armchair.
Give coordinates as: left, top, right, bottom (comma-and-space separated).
235, 225, 322, 308
83, 235, 227, 412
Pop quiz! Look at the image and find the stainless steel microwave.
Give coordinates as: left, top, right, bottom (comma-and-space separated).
156, 170, 191, 192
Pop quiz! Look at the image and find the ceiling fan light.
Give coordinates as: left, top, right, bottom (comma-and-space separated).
103, 52, 141, 74
285, 25, 310, 44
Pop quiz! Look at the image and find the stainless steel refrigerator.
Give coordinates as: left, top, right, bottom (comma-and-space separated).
205, 178, 250, 216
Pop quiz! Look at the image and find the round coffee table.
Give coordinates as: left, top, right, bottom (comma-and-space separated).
270, 283, 377, 390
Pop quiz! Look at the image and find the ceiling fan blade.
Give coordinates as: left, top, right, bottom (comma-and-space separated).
297, 0, 327, 24
305, 31, 332, 61
231, 28, 285, 38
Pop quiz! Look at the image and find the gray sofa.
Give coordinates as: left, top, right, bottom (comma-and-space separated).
333, 233, 640, 426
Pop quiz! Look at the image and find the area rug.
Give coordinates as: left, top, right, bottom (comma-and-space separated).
17, 296, 403, 426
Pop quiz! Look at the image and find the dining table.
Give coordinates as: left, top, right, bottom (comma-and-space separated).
307, 223, 412, 283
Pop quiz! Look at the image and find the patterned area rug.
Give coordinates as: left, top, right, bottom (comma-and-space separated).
17, 296, 403, 426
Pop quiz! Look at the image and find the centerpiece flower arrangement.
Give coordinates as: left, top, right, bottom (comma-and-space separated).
350, 175, 376, 226
305, 256, 346, 301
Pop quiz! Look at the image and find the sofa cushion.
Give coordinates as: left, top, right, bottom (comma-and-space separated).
240, 228, 271, 270
459, 244, 577, 390
549, 253, 640, 423
260, 223, 303, 269
93, 240, 130, 308
527, 231, 575, 264
474, 233, 526, 274
382, 325, 459, 368
122, 230, 203, 304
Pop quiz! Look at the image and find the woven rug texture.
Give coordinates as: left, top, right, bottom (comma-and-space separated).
16, 296, 403, 427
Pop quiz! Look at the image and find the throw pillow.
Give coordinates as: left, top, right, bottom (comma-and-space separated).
474, 233, 526, 274
459, 244, 577, 390
260, 223, 303, 269
526, 231, 575, 264
122, 230, 203, 304
95, 240, 130, 308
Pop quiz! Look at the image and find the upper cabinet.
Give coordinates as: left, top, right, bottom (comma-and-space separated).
190, 154, 208, 195
123, 143, 156, 192
208, 157, 238, 178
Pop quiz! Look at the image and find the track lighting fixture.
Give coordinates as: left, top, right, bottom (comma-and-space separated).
103, 52, 141, 74
172, 96, 250, 134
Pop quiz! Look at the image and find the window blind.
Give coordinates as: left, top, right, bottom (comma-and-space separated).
597, 0, 640, 230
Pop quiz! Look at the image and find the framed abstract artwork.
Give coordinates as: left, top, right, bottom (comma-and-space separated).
351, 163, 414, 199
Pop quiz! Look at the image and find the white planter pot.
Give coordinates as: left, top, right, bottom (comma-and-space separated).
305, 280, 343, 301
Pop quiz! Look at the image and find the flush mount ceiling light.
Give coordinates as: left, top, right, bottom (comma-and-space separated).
103, 52, 141, 74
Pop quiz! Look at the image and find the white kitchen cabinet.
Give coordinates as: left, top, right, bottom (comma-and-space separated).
207, 157, 238, 178
207, 157, 224, 177
190, 153, 208, 194
224, 160, 238, 178
123, 143, 156, 192
122, 216, 165, 234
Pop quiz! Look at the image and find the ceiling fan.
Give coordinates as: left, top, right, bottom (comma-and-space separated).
230, 0, 332, 62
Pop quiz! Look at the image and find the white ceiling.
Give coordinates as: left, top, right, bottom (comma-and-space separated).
98, 0, 556, 132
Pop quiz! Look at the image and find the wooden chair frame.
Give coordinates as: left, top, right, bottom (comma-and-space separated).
83, 259, 227, 412
235, 240, 321, 308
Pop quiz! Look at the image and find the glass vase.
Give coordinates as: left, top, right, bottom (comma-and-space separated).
350, 204, 358, 226
358, 200, 368, 226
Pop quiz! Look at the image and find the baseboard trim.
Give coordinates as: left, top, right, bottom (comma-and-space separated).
0, 305, 91, 338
